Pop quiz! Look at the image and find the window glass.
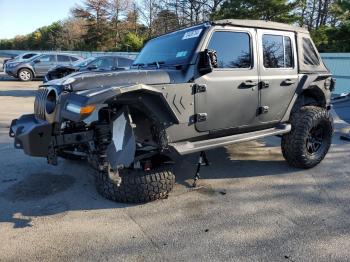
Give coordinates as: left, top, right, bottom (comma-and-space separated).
57, 55, 71, 62
117, 57, 133, 67
303, 37, 320, 65
263, 35, 294, 68
90, 57, 114, 70
134, 25, 205, 66
23, 53, 36, 59
70, 56, 79, 62
284, 37, 293, 67
38, 55, 55, 63
207, 31, 252, 68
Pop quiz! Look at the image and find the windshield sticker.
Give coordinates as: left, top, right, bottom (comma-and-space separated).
182, 29, 202, 40
176, 51, 188, 58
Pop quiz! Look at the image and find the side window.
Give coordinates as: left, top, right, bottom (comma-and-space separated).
207, 31, 252, 69
303, 37, 320, 65
57, 55, 71, 62
38, 55, 55, 63
23, 53, 36, 59
262, 35, 294, 68
90, 57, 114, 69
117, 58, 133, 67
90, 58, 102, 67
99, 57, 114, 69
70, 56, 79, 62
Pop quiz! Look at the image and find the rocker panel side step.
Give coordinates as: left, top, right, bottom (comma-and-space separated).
170, 124, 291, 155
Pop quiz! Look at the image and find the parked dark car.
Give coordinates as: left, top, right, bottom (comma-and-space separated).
10, 20, 334, 204
44, 55, 134, 82
5, 53, 83, 81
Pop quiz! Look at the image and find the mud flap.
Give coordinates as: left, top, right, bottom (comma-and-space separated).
107, 109, 136, 169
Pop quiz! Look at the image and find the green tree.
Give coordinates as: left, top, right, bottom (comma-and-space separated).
121, 32, 144, 51
72, 0, 112, 50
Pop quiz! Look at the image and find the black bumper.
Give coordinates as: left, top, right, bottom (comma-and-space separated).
9, 114, 52, 157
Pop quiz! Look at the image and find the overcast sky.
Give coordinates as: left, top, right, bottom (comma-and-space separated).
0, 0, 83, 39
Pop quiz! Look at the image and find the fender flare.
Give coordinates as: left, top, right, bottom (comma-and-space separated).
64, 84, 180, 124
281, 74, 330, 122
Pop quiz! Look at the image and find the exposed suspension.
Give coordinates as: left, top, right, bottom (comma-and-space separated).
94, 123, 112, 171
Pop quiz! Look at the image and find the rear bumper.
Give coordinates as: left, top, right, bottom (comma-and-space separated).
9, 114, 52, 157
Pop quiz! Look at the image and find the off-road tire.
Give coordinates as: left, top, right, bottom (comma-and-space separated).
95, 166, 175, 203
281, 106, 333, 169
18, 68, 33, 81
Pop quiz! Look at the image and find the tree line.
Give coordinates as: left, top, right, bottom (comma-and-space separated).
1, 0, 350, 52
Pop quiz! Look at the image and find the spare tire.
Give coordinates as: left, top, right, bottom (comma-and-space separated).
95, 165, 175, 203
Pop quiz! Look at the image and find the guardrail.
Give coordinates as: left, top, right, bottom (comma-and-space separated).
0, 50, 139, 60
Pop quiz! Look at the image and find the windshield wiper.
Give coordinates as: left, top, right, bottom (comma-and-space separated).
133, 61, 185, 70
132, 63, 145, 69
147, 61, 165, 69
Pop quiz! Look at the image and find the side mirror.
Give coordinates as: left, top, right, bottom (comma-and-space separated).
198, 49, 218, 74
33, 59, 40, 64
87, 65, 98, 70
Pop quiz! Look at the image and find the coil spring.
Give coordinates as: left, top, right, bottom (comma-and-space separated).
94, 124, 112, 170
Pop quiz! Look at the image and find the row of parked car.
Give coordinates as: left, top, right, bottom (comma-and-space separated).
3, 52, 134, 82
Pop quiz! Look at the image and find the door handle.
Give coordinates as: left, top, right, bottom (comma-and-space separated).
241, 80, 258, 87
283, 79, 296, 85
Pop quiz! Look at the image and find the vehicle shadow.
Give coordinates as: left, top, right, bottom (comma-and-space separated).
0, 90, 36, 97
0, 75, 42, 82
0, 139, 297, 228
0, 135, 349, 229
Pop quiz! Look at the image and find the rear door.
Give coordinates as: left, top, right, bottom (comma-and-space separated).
257, 29, 298, 124
195, 27, 259, 132
33, 54, 56, 76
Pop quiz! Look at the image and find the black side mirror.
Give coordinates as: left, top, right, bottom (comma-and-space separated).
87, 65, 98, 70
33, 59, 40, 64
198, 49, 218, 74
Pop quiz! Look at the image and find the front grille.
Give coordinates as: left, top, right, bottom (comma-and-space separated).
34, 88, 49, 120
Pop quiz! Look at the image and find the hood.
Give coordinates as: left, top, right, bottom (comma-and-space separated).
48, 65, 79, 73
43, 69, 185, 91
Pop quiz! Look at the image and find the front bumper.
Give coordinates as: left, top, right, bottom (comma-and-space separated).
5, 67, 17, 77
4, 66, 17, 77
9, 114, 52, 157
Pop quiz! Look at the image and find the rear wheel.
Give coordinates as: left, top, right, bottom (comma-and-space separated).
281, 106, 333, 168
18, 68, 33, 81
95, 165, 175, 203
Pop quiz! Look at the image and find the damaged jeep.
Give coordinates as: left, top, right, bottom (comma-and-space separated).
9, 20, 335, 203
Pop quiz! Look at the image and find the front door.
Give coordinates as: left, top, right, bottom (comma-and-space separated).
195, 27, 259, 132
33, 54, 56, 76
257, 29, 299, 124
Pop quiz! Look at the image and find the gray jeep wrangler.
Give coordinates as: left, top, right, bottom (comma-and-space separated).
9, 20, 335, 203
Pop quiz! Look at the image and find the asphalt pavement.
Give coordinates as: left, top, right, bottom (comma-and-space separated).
0, 72, 350, 262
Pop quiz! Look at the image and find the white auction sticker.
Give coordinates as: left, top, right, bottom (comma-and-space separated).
176, 51, 188, 58
182, 29, 202, 40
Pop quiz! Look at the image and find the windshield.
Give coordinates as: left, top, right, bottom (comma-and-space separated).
73, 57, 96, 67
134, 24, 207, 67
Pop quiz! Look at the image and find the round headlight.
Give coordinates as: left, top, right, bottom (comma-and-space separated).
46, 89, 57, 114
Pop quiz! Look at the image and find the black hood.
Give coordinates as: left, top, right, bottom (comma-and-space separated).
43, 69, 185, 91
48, 64, 80, 73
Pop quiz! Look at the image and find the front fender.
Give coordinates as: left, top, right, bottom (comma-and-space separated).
61, 84, 179, 124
